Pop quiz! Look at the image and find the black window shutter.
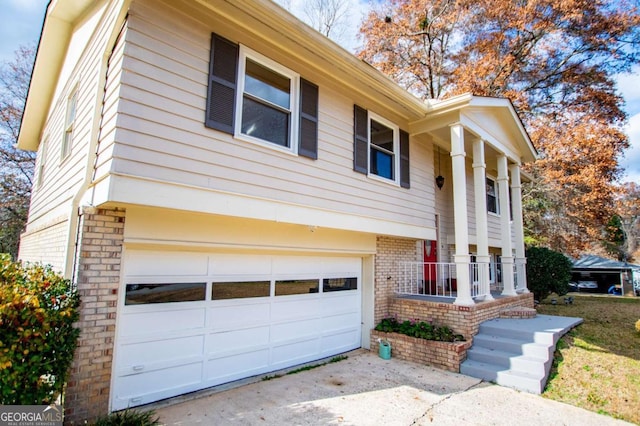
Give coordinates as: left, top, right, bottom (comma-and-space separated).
353, 105, 368, 174
205, 33, 238, 134
298, 78, 319, 159
399, 129, 410, 188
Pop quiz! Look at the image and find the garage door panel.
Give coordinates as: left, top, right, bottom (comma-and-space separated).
126, 251, 209, 276
319, 312, 360, 333
206, 326, 270, 353
209, 302, 270, 330
117, 335, 204, 367
210, 254, 273, 275
205, 348, 270, 383
320, 293, 359, 313
271, 298, 321, 322
320, 329, 360, 354
270, 318, 321, 343
271, 337, 321, 366
114, 361, 203, 401
119, 307, 206, 337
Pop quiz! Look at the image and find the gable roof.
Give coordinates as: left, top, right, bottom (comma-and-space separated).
573, 255, 640, 270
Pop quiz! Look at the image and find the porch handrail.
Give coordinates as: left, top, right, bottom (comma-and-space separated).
398, 261, 492, 299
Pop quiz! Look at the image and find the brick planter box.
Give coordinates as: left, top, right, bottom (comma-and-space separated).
370, 330, 472, 372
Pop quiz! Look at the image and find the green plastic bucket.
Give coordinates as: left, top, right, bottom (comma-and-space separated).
379, 340, 391, 360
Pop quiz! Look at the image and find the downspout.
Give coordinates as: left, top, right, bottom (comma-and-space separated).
63, 0, 132, 280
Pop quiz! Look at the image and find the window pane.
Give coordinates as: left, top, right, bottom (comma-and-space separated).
323, 277, 357, 292
486, 178, 498, 213
370, 119, 395, 179
125, 283, 206, 305
275, 279, 319, 296
245, 59, 290, 109
212, 281, 270, 300
370, 149, 394, 179
242, 96, 289, 146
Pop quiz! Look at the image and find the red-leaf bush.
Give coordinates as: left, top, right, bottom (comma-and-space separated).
0, 254, 80, 404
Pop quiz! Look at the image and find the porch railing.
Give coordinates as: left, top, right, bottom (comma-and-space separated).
398, 262, 494, 299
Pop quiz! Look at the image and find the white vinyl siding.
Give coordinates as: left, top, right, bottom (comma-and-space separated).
99, 0, 434, 231
19, 2, 125, 266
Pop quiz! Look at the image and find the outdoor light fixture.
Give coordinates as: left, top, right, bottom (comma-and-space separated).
436, 146, 445, 190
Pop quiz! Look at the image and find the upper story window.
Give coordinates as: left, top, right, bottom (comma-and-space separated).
369, 116, 397, 180
353, 105, 410, 188
61, 89, 77, 160
486, 177, 499, 214
236, 48, 298, 150
205, 33, 319, 159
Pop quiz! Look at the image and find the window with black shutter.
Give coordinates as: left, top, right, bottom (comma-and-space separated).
205, 33, 318, 159
353, 105, 410, 188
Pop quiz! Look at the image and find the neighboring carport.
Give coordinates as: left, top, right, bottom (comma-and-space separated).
572, 255, 639, 296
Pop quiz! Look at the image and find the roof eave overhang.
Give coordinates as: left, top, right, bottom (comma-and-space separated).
17, 0, 98, 151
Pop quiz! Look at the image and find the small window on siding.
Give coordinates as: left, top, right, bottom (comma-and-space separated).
125, 282, 206, 305
212, 280, 270, 300
275, 279, 319, 296
37, 137, 47, 188
61, 89, 77, 160
486, 177, 499, 214
323, 277, 357, 292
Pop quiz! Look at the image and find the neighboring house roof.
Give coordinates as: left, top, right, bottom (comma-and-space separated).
573, 255, 640, 271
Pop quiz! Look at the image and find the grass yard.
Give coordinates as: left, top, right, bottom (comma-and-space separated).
537, 294, 640, 424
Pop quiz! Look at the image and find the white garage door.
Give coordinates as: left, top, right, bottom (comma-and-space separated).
112, 250, 362, 410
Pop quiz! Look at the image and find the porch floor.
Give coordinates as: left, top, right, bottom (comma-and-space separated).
398, 290, 513, 304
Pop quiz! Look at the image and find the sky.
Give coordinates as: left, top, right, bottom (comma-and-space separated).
1, 0, 639, 184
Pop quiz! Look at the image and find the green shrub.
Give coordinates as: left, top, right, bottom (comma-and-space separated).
374, 316, 464, 342
93, 409, 160, 426
0, 254, 80, 404
525, 246, 573, 302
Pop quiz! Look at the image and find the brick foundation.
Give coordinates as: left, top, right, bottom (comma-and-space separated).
370, 330, 471, 372
64, 208, 125, 425
388, 293, 534, 341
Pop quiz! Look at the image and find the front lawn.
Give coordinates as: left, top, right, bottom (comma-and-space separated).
537, 294, 640, 424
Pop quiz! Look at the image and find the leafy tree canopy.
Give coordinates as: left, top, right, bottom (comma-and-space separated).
358, 0, 640, 256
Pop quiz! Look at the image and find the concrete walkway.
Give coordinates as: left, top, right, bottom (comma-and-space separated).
151, 350, 631, 425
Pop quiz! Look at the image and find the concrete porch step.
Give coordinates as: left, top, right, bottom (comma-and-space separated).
471, 334, 553, 359
460, 314, 583, 394
465, 345, 548, 376
460, 359, 546, 394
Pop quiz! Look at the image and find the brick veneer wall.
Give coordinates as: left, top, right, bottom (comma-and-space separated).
64, 207, 125, 424
388, 293, 534, 340
374, 236, 418, 323
370, 330, 471, 372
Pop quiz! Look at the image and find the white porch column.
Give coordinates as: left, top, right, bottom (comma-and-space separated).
509, 163, 529, 293
497, 155, 516, 296
473, 139, 493, 301
450, 124, 474, 306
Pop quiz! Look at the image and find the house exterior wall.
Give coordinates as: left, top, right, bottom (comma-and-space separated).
65, 207, 125, 425
374, 236, 419, 323
90, 0, 437, 239
18, 216, 68, 271
19, 1, 124, 274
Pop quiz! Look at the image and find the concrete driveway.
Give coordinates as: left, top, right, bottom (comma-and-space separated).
152, 350, 631, 425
